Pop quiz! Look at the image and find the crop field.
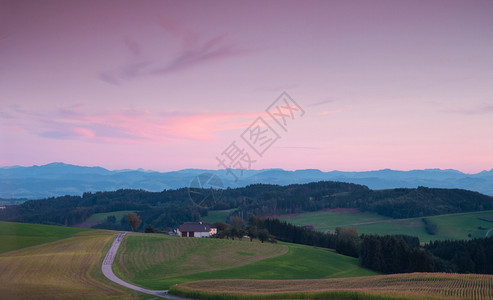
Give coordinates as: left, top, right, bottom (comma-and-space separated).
281, 210, 493, 242
114, 234, 376, 289
86, 210, 136, 222
170, 272, 493, 300
0, 221, 89, 253
0, 226, 138, 299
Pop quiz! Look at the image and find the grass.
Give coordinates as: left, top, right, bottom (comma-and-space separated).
0, 221, 89, 253
0, 224, 137, 299
280, 210, 391, 232
86, 210, 136, 222
170, 272, 493, 300
114, 234, 376, 290
281, 210, 493, 242
201, 208, 236, 223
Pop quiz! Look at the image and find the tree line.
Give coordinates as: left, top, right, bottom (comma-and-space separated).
1, 182, 492, 231
425, 237, 493, 274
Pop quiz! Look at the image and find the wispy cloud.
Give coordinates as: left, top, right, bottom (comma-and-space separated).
99, 15, 248, 85
151, 33, 244, 74
123, 35, 142, 57
1, 105, 260, 143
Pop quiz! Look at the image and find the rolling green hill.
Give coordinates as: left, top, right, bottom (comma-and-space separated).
0, 221, 89, 253
114, 233, 377, 290
281, 209, 493, 242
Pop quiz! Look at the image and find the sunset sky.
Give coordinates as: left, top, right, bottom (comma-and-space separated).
1, 0, 492, 173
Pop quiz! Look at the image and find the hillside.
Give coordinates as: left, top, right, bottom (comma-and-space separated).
0, 221, 89, 253
280, 209, 493, 242
2, 163, 493, 199
0, 222, 137, 299
114, 234, 377, 289
1, 182, 492, 230
170, 273, 493, 300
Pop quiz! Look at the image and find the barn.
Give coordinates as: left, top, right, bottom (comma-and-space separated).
177, 222, 217, 237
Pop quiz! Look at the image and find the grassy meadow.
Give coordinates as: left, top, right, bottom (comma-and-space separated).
170, 272, 493, 300
114, 234, 377, 290
86, 210, 136, 222
281, 209, 493, 242
200, 209, 236, 223
0, 221, 89, 253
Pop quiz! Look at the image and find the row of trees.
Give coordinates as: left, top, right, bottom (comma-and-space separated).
246, 217, 363, 258
360, 235, 493, 274
422, 218, 438, 235
425, 237, 493, 274
360, 235, 446, 273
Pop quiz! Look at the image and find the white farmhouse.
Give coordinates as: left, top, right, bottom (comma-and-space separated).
177, 222, 217, 237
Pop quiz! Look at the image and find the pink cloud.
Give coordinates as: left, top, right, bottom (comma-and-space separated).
167, 111, 259, 141
318, 106, 350, 115
1, 105, 260, 144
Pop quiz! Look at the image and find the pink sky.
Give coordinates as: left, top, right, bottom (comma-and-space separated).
1, 0, 493, 173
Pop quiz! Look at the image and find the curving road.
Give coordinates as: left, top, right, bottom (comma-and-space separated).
102, 232, 188, 300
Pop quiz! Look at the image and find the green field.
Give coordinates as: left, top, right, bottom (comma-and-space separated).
170, 273, 493, 300
0, 221, 89, 253
280, 210, 392, 231
114, 234, 377, 290
86, 210, 136, 222
200, 209, 236, 223
281, 210, 493, 242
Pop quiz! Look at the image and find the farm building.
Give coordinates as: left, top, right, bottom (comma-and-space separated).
177, 222, 217, 237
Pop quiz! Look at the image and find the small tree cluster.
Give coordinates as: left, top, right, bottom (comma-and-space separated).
145, 224, 157, 233
212, 216, 275, 243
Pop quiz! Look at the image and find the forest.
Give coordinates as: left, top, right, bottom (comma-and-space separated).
1, 181, 492, 229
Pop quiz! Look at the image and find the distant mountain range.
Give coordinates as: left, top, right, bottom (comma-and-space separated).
1, 162, 493, 199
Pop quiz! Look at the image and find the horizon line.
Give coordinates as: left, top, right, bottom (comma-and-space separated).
1, 162, 491, 175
